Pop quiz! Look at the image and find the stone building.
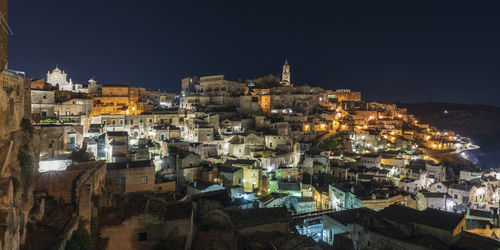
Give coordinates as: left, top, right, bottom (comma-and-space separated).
99, 193, 192, 250
218, 165, 243, 186
46, 67, 84, 92
37, 124, 84, 159
105, 160, 158, 194
31, 90, 55, 120
92, 85, 152, 116
181, 76, 199, 94
199, 75, 246, 97
105, 131, 129, 162
325, 89, 361, 102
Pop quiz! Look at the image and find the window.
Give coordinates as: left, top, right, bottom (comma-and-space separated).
454, 194, 458, 199
149, 119, 152, 125
131, 119, 134, 125
142, 176, 148, 184
138, 232, 147, 241
125, 119, 128, 125
437, 185, 441, 189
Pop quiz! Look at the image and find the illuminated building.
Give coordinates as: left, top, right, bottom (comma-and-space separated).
46, 66, 84, 92
324, 89, 361, 102
92, 85, 152, 116
199, 75, 246, 96
281, 59, 291, 85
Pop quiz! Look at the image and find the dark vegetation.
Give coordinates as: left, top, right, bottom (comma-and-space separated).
70, 148, 95, 162
319, 132, 350, 154
18, 150, 34, 187
21, 117, 34, 135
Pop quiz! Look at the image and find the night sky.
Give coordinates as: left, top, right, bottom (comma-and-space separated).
8, 0, 500, 106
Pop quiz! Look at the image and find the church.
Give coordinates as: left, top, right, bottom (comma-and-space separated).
46, 66, 84, 92
281, 59, 292, 85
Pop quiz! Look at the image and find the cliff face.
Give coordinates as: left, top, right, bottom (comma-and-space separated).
0, 71, 36, 249
399, 102, 500, 169
0, 0, 8, 70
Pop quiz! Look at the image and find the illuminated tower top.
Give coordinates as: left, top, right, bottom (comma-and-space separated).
281, 59, 290, 84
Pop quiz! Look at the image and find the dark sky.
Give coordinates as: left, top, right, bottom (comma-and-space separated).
8, 0, 500, 106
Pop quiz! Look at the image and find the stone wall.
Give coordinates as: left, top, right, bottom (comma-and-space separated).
34, 161, 106, 205
0, 72, 30, 142
0, 71, 35, 249
100, 214, 191, 250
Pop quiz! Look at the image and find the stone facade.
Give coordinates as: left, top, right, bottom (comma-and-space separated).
0, 69, 36, 249
46, 67, 84, 92
199, 75, 246, 97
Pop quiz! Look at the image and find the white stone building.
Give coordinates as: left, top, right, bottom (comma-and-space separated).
46, 66, 84, 92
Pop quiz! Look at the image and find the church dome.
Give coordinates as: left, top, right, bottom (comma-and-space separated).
52, 66, 62, 74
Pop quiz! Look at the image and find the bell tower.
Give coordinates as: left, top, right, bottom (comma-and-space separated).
281, 59, 290, 84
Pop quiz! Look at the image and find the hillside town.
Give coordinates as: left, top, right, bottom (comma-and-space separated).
2, 56, 500, 249
1, 1, 500, 249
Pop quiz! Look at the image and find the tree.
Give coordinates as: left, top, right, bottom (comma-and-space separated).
319, 132, 350, 154
66, 220, 93, 250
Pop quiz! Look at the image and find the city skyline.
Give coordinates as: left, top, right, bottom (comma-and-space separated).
7, 0, 500, 106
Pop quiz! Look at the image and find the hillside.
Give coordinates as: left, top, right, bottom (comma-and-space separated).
397, 102, 500, 169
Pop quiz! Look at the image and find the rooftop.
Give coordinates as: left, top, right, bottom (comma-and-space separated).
106, 160, 153, 170
379, 205, 464, 231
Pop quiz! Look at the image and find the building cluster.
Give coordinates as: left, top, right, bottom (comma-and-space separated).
1, 57, 497, 249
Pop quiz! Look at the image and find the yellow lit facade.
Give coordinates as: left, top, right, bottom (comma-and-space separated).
92, 86, 153, 116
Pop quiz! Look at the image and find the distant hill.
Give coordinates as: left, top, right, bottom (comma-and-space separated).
397, 102, 500, 169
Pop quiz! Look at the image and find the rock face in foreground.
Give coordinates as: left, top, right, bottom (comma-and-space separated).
398, 102, 500, 169
0, 71, 36, 249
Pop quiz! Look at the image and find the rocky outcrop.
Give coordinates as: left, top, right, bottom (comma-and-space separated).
0, 70, 36, 250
